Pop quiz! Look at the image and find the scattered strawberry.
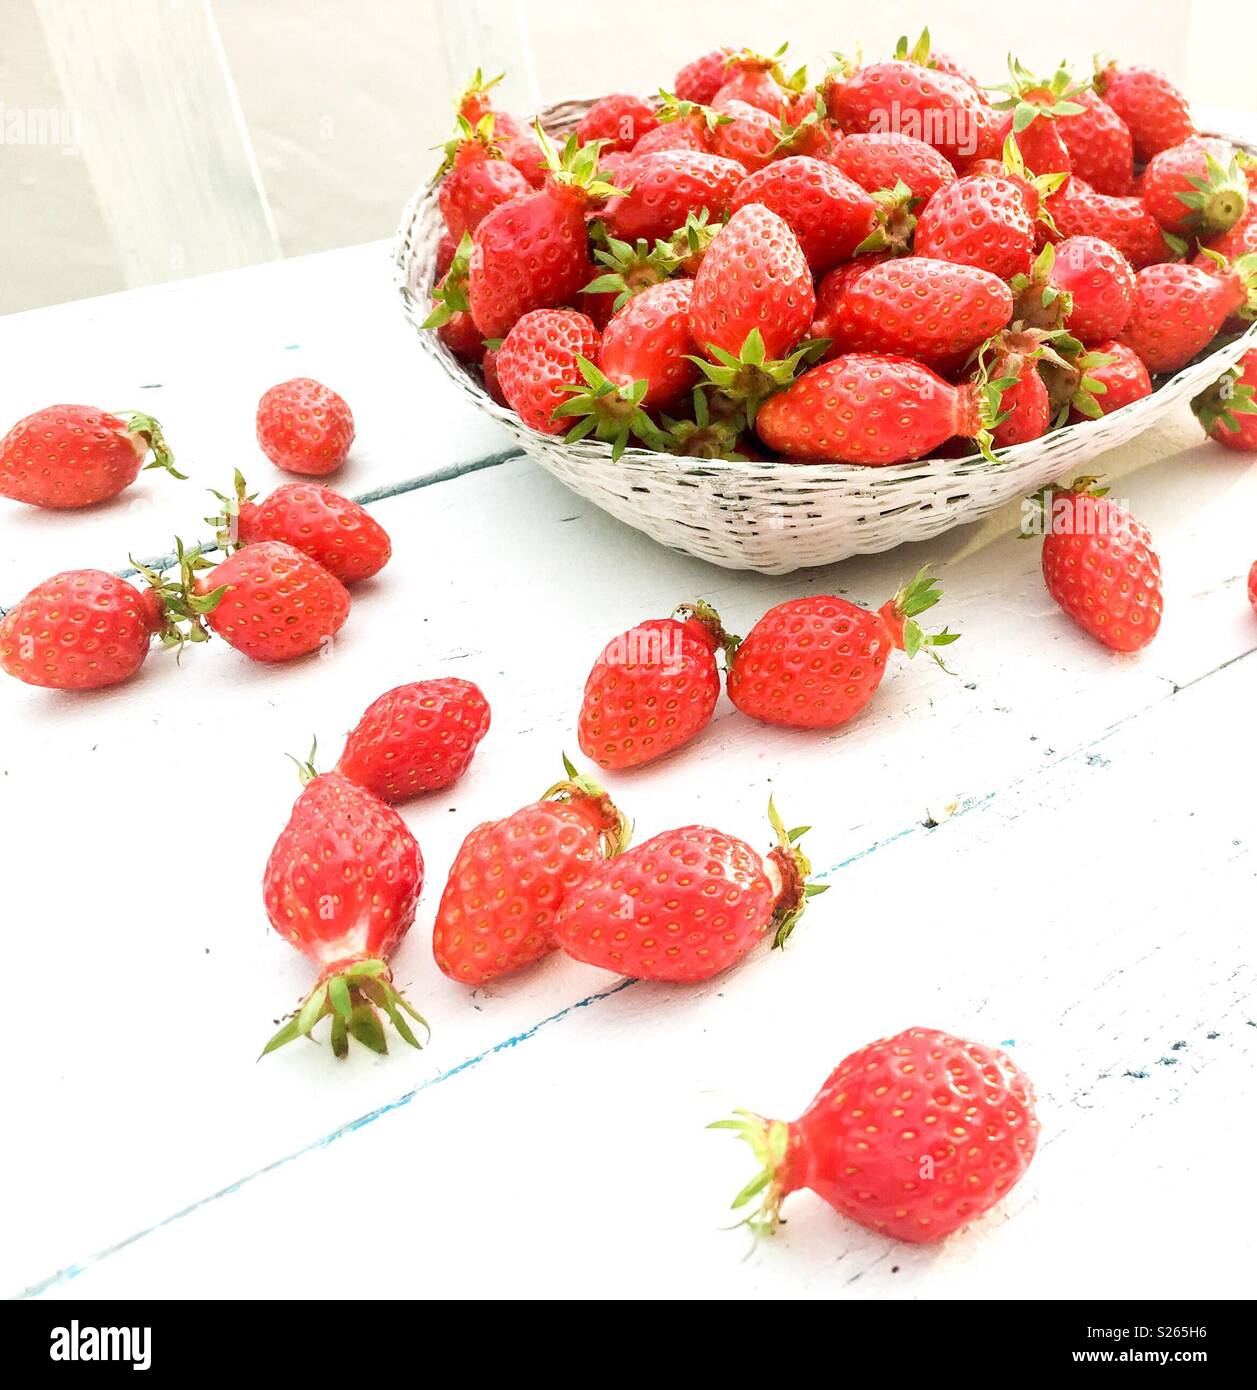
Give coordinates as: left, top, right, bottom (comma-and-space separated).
828, 131, 957, 203
1057, 89, 1134, 195
674, 48, 735, 106
1141, 139, 1248, 237
1047, 235, 1137, 343
578, 600, 732, 770
208, 471, 390, 584
197, 540, 350, 663
1191, 351, 1257, 451
551, 801, 823, 983
0, 405, 182, 509
1036, 477, 1162, 651
714, 1027, 1038, 1243
1119, 254, 1257, 374
602, 149, 745, 246
261, 771, 426, 1058
1094, 63, 1193, 164
496, 308, 602, 434
755, 355, 1003, 464
437, 116, 531, 243
432, 758, 630, 986
729, 157, 877, 272
336, 678, 491, 801
915, 174, 1035, 279
726, 569, 957, 728
577, 93, 659, 153
256, 378, 355, 477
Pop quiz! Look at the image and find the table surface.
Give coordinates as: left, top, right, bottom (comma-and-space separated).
3, 228, 1254, 1301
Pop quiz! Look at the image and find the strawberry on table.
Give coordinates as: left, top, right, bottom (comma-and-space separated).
551, 801, 825, 983
1191, 351, 1257, 451
261, 770, 426, 1059
256, 377, 355, 477
713, 1027, 1039, 1244
336, 678, 491, 801
726, 569, 958, 729
0, 404, 182, 509
432, 758, 630, 987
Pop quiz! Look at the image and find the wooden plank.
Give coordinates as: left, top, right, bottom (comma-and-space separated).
5, 433, 1254, 1297
33, 0, 280, 286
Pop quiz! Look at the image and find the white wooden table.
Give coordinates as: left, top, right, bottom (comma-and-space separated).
2, 240, 1254, 1301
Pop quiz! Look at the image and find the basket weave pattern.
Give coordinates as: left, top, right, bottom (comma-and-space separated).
396, 99, 1257, 575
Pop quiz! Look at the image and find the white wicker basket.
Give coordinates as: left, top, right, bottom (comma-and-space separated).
395, 99, 1257, 575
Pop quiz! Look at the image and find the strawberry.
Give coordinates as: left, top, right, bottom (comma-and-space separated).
495, 308, 601, 434
729, 157, 877, 272
0, 405, 181, 509
828, 131, 957, 204
1119, 254, 1257, 373
208, 471, 390, 584
828, 60, 989, 166
455, 74, 546, 188
688, 204, 815, 361
256, 378, 355, 477
1251, 562, 1257, 613
469, 131, 617, 338
631, 94, 727, 159
1192, 351, 1257, 451
551, 801, 822, 983
437, 115, 530, 243
1141, 138, 1248, 237
602, 150, 745, 246
915, 174, 1035, 279
598, 279, 698, 411
1094, 63, 1193, 164
423, 232, 483, 362
892, 28, 982, 93
432, 759, 630, 986
772, 94, 835, 162
714, 1027, 1038, 1244
829, 257, 1013, 364
726, 569, 957, 729
335, 678, 491, 801
435, 228, 458, 280
1057, 89, 1133, 195
756, 355, 1003, 464
810, 257, 885, 357
711, 47, 791, 117
0, 554, 219, 691
1046, 184, 1172, 269
710, 98, 779, 172
261, 771, 426, 1059
1053, 340, 1153, 421
1034, 478, 1162, 652
577, 600, 732, 770
1047, 235, 1137, 343
197, 540, 350, 663
983, 340, 1051, 446
675, 48, 735, 106
989, 60, 1083, 180
1199, 203, 1257, 265
481, 345, 506, 406
577, 93, 659, 153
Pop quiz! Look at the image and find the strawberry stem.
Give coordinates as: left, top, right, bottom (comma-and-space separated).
120, 411, 186, 481
543, 755, 633, 857
708, 1108, 793, 1240
766, 797, 826, 948
261, 957, 428, 1060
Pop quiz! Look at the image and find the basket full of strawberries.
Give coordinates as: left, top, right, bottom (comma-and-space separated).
396, 39, 1257, 574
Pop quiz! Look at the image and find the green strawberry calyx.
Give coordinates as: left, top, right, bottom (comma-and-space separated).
552, 356, 664, 461
708, 1108, 795, 1241
544, 754, 633, 858
422, 231, 474, 329
119, 410, 186, 481
997, 135, 1069, 231
656, 387, 750, 461
1020, 475, 1111, 538
766, 797, 827, 949
879, 567, 961, 669
1176, 151, 1249, 237
261, 957, 428, 1061
129, 536, 225, 654
205, 467, 258, 552
991, 57, 1086, 128
1008, 242, 1073, 330
1191, 363, 1257, 434
655, 90, 730, 134
534, 123, 628, 202
687, 329, 828, 424
854, 179, 919, 256
435, 111, 504, 177
582, 228, 682, 313
673, 599, 741, 667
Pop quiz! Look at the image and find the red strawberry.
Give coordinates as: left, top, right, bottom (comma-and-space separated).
495, 308, 601, 435
711, 48, 789, 117
986, 344, 1051, 446
1094, 64, 1193, 164
577, 93, 659, 153
437, 116, 530, 243
1046, 184, 1171, 269
756, 355, 1002, 464
197, 540, 350, 663
261, 772, 425, 1059
1191, 351, 1257, 451
828, 61, 989, 166
989, 61, 1083, 180
688, 204, 815, 361
773, 95, 835, 162
210, 472, 391, 584
551, 802, 821, 983
432, 760, 630, 986
468, 132, 615, 338
1250, 561, 1257, 612
1058, 89, 1133, 195
481, 345, 507, 406
675, 48, 735, 106
1141, 138, 1248, 237
335, 678, 491, 801
602, 150, 745, 246
1057, 340, 1153, 420
256, 378, 354, 477
726, 570, 957, 729
729, 157, 877, 272
711, 98, 779, 172
599, 280, 698, 411
915, 174, 1035, 279
810, 257, 885, 356
1199, 203, 1257, 265
0, 555, 217, 691
0, 405, 181, 509
828, 132, 957, 203
424, 231, 483, 362
715, 1027, 1038, 1243
1119, 255, 1257, 374
578, 600, 731, 770
1048, 235, 1137, 343
831, 257, 1013, 364
435, 228, 457, 279
1036, 478, 1162, 652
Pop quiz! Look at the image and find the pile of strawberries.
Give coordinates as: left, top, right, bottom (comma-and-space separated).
427, 38, 1257, 464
